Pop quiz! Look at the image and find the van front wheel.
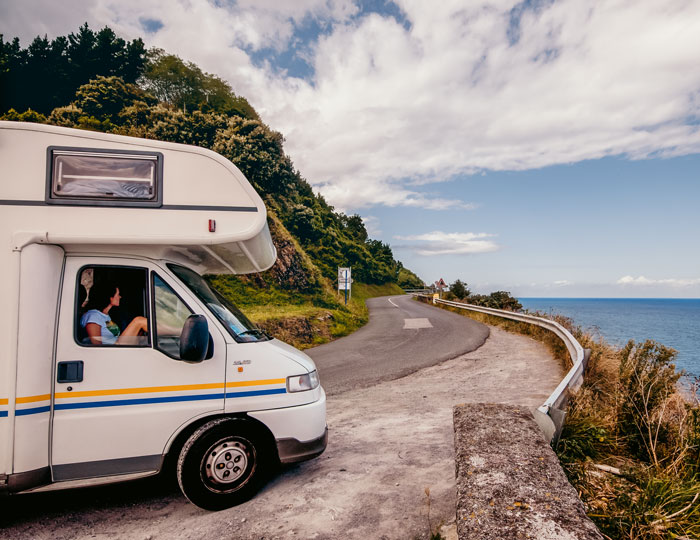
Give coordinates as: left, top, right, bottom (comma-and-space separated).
177, 418, 269, 510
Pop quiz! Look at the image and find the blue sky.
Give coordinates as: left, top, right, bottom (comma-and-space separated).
3, 0, 700, 297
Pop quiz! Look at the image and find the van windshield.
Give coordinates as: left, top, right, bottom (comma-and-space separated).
168, 264, 270, 343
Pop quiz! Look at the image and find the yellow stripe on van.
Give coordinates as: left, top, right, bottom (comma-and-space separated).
226, 378, 285, 388
16, 394, 50, 404
0, 398, 8, 405
55, 382, 224, 399
54, 378, 286, 400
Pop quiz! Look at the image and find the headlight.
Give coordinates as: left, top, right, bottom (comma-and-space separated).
287, 370, 320, 392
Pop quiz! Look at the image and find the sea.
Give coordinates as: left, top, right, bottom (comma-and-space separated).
518, 298, 700, 379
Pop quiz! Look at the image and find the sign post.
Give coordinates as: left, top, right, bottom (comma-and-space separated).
435, 278, 447, 299
338, 267, 352, 305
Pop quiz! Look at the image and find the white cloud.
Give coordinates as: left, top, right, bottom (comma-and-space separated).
260, 0, 700, 209
4, 1, 700, 211
394, 231, 499, 256
320, 177, 477, 211
554, 280, 572, 287
617, 275, 700, 287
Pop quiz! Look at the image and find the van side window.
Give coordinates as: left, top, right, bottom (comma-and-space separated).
76, 266, 150, 347
49, 148, 162, 207
152, 273, 194, 359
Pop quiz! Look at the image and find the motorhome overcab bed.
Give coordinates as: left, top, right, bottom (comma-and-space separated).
0, 121, 327, 510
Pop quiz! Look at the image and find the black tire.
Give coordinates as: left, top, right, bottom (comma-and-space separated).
177, 418, 271, 510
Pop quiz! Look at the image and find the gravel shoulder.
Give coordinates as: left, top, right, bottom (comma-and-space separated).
0, 326, 564, 540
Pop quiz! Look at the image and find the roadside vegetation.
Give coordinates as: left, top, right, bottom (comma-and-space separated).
1, 23, 424, 342
423, 291, 700, 540
443, 279, 524, 311
556, 328, 700, 540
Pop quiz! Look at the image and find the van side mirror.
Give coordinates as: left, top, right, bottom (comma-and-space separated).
180, 314, 210, 362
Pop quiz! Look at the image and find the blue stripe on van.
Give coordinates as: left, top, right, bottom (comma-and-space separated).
0, 411, 7, 417
54, 388, 286, 411
16, 406, 51, 416
225, 388, 286, 399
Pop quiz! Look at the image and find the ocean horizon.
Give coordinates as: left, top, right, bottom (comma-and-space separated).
518, 297, 700, 378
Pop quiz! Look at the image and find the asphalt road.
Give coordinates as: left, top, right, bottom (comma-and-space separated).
307, 295, 490, 395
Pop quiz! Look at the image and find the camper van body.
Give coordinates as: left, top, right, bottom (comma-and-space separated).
0, 122, 327, 509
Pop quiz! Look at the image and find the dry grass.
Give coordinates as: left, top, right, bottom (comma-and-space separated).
557, 333, 700, 540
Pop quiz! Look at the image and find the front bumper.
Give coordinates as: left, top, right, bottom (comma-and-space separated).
276, 427, 328, 464
248, 387, 327, 463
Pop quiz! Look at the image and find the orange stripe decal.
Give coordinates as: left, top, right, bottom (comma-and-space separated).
16, 394, 51, 404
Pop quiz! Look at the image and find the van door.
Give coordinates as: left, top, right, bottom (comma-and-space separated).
51, 257, 227, 481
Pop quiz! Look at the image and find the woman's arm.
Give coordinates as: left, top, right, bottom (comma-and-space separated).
85, 322, 103, 345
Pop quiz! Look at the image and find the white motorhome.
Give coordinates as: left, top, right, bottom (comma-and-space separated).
0, 121, 327, 510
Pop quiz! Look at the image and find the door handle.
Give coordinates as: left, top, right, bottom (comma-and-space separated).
57, 361, 84, 383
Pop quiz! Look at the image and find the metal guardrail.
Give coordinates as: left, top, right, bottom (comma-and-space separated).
415, 295, 590, 443
402, 288, 433, 294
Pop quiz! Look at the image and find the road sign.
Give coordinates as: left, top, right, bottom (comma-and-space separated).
338, 267, 352, 291
338, 267, 352, 305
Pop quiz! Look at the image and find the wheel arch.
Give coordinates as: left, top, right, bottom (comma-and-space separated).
161, 412, 278, 475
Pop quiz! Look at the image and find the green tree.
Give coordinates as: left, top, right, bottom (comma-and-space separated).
47, 104, 83, 127
0, 24, 146, 115
212, 116, 294, 194
466, 291, 521, 310
141, 50, 203, 112
340, 214, 368, 242
449, 279, 470, 299
74, 75, 153, 122
0, 108, 46, 123
487, 291, 522, 311
201, 73, 259, 119
141, 50, 258, 118
287, 202, 324, 243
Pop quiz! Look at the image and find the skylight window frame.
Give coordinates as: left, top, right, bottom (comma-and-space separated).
45, 146, 164, 208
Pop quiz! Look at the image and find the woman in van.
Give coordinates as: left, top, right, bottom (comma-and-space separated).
81, 281, 148, 345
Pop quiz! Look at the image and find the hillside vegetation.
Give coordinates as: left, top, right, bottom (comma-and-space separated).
0, 24, 423, 343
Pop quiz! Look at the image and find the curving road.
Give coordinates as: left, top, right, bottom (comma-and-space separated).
307, 294, 489, 395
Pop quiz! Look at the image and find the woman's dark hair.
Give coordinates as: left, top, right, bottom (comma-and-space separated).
85, 281, 118, 311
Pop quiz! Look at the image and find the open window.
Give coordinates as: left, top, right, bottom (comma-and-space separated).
75, 266, 150, 347
47, 147, 163, 207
